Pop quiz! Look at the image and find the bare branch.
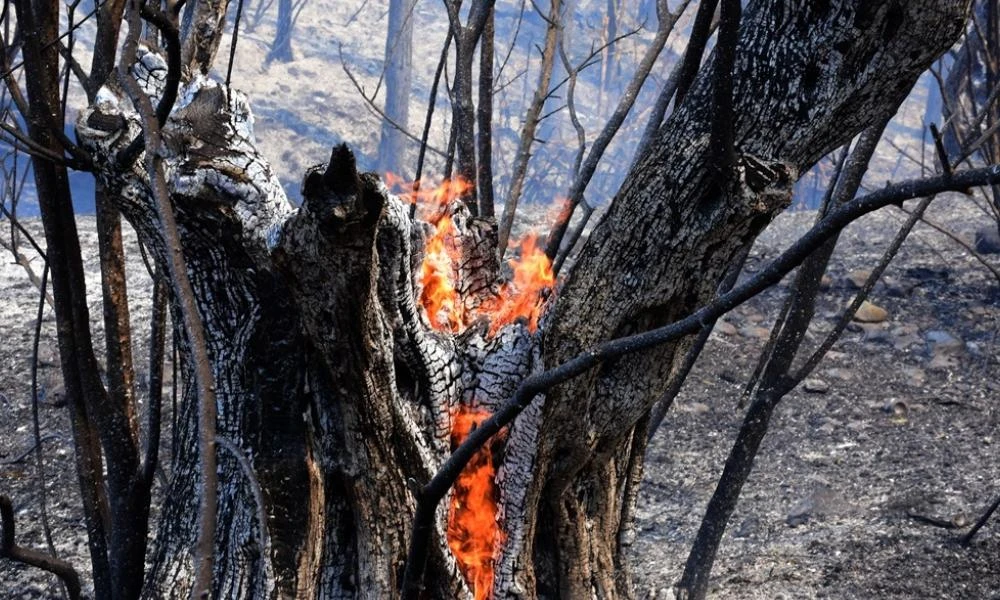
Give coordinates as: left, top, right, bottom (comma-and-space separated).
477, 9, 495, 217
891, 204, 1000, 283
180, 0, 231, 75
0, 495, 82, 600
411, 30, 453, 218
961, 493, 1000, 546
710, 0, 740, 178
140, 275, 168, 486
497, 0, 561, 252
545, 0, 688, 264
339, 46, 447, 158
119, 61, 219, 600
673, 0, 719, 106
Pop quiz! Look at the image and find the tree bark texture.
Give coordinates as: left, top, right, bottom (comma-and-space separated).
75, 1, 970, 597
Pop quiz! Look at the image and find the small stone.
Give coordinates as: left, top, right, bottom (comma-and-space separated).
925, 330, 963, 354
928, 353, 960, 370
858, 322, 892, 344
740, 325, 771, 339
714, 320, 737, 336
970, 305, 989, 316
883, 276, 913, 298
786, 485, 841, 527
719, 369, 741, 384
822, 367, 853, 381
905, 266, 944, 280
820, 274, 833, 290
852, 300, 888, 323
844, 269, 872, 289
803, 378, 830, 394
733, 516, 760, 538
883, 400, 909, 424
682, 402, 710, 414
974, 225, 1000, 254
892, 334, 922, 351
901, 366, 926, 387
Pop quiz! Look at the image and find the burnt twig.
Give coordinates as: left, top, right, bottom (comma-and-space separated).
546, 0, 689, 266
0, 495, 82, 600
961, 493, 1000, 545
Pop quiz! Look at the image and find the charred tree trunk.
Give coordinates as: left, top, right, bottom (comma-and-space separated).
75, 1, 970, 598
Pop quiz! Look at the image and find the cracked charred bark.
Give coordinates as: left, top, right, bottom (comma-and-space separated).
73, 1, 971, 598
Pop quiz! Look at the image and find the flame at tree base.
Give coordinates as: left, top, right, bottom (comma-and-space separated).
447, 407, 505, 600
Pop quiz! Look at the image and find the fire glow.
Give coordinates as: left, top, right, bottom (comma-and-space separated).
447, 406, 504, 600
386, 174, 556, 335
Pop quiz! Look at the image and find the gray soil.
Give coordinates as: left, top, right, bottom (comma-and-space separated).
2, 195, 999, 598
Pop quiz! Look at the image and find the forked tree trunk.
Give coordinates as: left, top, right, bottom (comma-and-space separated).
75, 1, 969, 597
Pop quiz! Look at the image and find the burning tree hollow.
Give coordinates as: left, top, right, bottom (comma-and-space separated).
75, 49, 557, 597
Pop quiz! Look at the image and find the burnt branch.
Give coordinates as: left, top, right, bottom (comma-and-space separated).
497, 0, 561, 251
180, 0, 230, 75
673, 0, 719, 106
711, 0, 740, 178
119, 61, 220, 599
892, 204, 1000, 282
545, 0, 689, 264
411, 30, 453, 218
0, 496, 82, 600
140, 275, 168, 486
647, 243, 749, 440
339, 47, 446, 158
961, 493, 1000, 545
477, 10, 495, 218
138, 3, 181, 129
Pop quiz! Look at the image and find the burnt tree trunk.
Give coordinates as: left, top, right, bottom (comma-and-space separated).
74, 1, 970, 598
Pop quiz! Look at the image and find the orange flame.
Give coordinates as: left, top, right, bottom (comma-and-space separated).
420, 215, 464, 331
481, 234, 555, 336
386, 174, 556, 337
447, 407, 504, 600
385, 172, 473, 214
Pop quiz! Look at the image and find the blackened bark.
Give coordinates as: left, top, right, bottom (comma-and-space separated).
477, 10, 495, 218
181, 0, 231, 74
530, 1, 971, 596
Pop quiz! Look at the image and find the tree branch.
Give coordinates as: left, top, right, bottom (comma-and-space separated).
119, 62, 219, 600
339, 46, 446, 158
673, 0, 718, 106
711, 0, 740, 178
497, 0, 561, 252
545, 0, 689, 264
0, 495, 82, 600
